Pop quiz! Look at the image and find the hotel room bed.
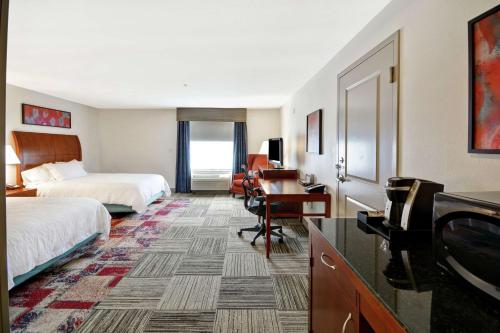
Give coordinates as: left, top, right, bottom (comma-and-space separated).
12, 131, 171, 213
7, 197, 111, 290
34, 173, 170, 213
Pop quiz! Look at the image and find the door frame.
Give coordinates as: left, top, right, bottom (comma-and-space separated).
336, 31, 400, 214
0, 0, 9, 331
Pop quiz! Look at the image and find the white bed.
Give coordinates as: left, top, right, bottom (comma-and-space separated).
33, 173, 171, 213
12, 131, 171, 213
7, 197, 111, 290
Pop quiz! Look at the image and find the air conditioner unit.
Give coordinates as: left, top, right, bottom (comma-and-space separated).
191, 170, 231, 191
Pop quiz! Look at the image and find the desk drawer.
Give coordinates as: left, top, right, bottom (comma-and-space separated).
310, 223, 356, 303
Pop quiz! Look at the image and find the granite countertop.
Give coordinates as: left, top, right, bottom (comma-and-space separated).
309, 218, 500, 333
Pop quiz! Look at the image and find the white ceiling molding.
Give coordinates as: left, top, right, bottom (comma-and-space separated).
7, 0, 391, 109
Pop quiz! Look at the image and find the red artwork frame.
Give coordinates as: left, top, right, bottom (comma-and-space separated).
306, 109, 322, 154
468, 4, 500, 153
22, 104, 71, 129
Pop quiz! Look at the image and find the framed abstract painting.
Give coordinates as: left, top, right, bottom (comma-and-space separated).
22, 104, 71, 129
468, 4, 500, 153
306, 109, 322, 154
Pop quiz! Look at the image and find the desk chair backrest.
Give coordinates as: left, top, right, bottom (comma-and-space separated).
241, 176, 255, 210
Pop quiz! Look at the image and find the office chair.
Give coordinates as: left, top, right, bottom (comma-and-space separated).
237, 176, 283, 246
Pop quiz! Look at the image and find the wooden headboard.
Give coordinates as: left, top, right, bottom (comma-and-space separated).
12, 131, 82, 185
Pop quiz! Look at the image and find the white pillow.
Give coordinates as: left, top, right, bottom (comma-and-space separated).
45, 160, 87, 181
21, 165, 54, 186
57, 159, 84, 168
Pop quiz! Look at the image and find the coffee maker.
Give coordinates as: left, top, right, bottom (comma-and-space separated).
383, 177, 444, 230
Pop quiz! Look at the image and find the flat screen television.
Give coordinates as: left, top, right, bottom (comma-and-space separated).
268, 138, 283, 168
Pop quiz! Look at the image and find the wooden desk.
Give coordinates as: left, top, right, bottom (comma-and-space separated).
260, 179, 331, 258
258, 166, 298, 180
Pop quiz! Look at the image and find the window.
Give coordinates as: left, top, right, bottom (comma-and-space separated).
190, 141, 233, 171
190, 121, 233, 174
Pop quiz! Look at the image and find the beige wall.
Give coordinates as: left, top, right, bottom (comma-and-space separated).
4, 87, 281, 189
5, 84, 101, 183
98, 108, 281, 188
247, 108, 281, 153
98, 109, 178, 187
281, 0, 500, 197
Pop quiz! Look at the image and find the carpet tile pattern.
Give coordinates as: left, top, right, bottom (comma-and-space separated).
223, 253, 270, 277
272, 274, 309, 310
214, 309, 281, 333
157, 275, 221, 310
9, 194, 309, 332
218, 277, 277, 309
128, 253, 182, 278
144, 311, 216, 333
176, 255, 225, 275
78, 309, 152, 333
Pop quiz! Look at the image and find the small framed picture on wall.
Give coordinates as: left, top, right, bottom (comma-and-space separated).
468, 4, 500, 153
306, 109, 322, 154
22, 104, 72, 129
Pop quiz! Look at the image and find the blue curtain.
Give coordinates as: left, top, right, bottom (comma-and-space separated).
232, 122, 248, 174
175, 121, 191, 193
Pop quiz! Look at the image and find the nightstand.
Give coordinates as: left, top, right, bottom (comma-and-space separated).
6, 187, 37, 197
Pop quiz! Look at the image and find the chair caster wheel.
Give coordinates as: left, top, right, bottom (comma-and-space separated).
278, 238, 284, 244
250, 241, 256, 246
237, 231, 242, 237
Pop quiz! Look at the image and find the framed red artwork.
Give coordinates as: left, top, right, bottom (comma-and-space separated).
468, 4, 500, 153
22, 104, 71, 129
306, 109, 322, 154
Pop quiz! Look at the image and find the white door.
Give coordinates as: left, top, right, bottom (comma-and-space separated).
337, 32, 399, 217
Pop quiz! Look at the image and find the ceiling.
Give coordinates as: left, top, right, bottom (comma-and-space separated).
7, 0, 390, 109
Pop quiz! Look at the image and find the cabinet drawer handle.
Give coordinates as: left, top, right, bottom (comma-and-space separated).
341, 312, 352, 333
320, 252, 336, 270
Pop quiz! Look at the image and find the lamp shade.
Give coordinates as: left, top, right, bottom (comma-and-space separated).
6, 145, 20, 165
259, 140, 268, 155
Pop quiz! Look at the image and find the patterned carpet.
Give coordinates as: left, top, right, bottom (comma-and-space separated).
9, 194, 309, 332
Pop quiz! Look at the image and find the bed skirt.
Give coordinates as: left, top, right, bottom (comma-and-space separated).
12, 233, 100, 288
103, 191, 165, 213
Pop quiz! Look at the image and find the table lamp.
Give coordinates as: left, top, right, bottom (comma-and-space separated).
5, 145, 20, 189
259, 140, 268, 155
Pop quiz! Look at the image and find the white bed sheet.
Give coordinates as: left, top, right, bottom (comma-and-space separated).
34, 173, 171, 212
7, 197, 111, 290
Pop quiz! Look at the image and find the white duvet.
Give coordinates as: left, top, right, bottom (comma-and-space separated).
7, 197, 111, 290
35, 173, 171, 212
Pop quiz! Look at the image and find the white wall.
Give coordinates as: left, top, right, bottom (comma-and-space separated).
98, 109, 178, 188
4, 86, 281, 189
281, 0, 500, 197
247, 108, 281, 153
5, 84, 101, 183
98, 108, 282, 189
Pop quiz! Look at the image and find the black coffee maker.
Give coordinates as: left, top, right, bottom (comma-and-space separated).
383, 177, 444, 230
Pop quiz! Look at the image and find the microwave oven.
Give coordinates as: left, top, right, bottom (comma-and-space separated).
433, 191, 500, 303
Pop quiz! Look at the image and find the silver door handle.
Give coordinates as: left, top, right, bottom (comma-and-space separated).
336, 175, 347, 183
341, 312, 353, 333
320, 252, 336, 271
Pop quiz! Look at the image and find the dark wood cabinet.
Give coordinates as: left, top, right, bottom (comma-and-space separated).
309, 221, 406, 333
311, 227, 356, 333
